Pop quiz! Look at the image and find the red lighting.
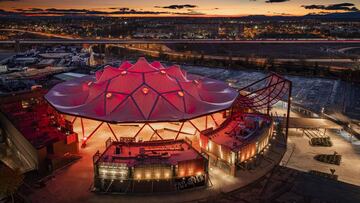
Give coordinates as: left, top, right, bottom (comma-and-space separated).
121, 70, 127, 75
45, 58, 238, 123
142, 87, 149, 95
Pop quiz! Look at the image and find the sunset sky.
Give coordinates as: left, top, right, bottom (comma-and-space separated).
0, 0, 359, 16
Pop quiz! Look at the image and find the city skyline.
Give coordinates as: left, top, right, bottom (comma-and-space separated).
0, 0, 359, 16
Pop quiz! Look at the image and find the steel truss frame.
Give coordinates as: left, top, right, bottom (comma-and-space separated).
234, 72, 292, 139
75, 72, 291, 147
78, 114, 219, 147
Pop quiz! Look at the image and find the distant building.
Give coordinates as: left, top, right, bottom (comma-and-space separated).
53, 72, 88, 81
0, 65, 8, 73
218, 24, 244, 39
39, 53, 71, 59
14, 57, 38, 65
36, 59, 56, 68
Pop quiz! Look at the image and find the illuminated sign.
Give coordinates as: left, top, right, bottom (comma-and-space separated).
175, 174, 206, 190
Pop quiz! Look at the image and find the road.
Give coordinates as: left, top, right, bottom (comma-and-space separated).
0, 28, 359, 44
111, 45, 360, 64
0, 28, 77, 39
337, 46, 360, 53
2, 28, 359, 64
1, 39, 360, 44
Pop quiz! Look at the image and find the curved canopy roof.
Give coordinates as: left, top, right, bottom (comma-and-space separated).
45, 58, 238, 123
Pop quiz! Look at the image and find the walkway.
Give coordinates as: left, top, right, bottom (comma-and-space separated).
26, 131, 286, 203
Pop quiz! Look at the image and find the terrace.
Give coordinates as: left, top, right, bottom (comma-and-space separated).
202, 113, 272, 152
93, 139, 208, 193
0, 91, 76, 149
95, 139, 205, 170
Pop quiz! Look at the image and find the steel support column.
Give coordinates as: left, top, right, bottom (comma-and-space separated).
71, 116, 77, 124
205, 115, 208, 129
285, 81, 292, 141
189, 120, 201, 133
175, 122, 185, 140
133, 123, 146, 139
147, 123, 163, 140
106, 123, 119, 141
80, 118, 85, 139
210, 114, 219, 127
81, 122, 104, 147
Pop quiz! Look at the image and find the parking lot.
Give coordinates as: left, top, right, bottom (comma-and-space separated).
182, 65, 360, 122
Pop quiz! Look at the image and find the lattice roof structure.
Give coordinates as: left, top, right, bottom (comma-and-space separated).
45, 58, 239, 123
235, 73, 291, 110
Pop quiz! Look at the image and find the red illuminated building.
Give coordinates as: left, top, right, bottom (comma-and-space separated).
0, 57, 291, 193
45, 57, 239, 146
0, 90, 79, 173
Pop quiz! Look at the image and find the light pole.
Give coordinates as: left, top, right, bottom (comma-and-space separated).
285, 81, 292, 142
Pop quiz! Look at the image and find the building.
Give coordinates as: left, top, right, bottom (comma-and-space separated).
93, 139, 208, 193
53, 72, 88, 81
200, 113, 273, 176
38, 53, 72, 59
45, 57, 239, 147
36, 59, 56, 68
0, 90, 79, 174
0, 65, 7, 73
14, 57, 38, 65
0, 57, 291, 194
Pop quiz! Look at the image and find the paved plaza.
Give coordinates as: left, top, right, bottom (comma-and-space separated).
284, 128, 360, 186
188, 166, 360, 203
181, 65, 360, 122
3, 61, 360, 202
25, 127, 286, 203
